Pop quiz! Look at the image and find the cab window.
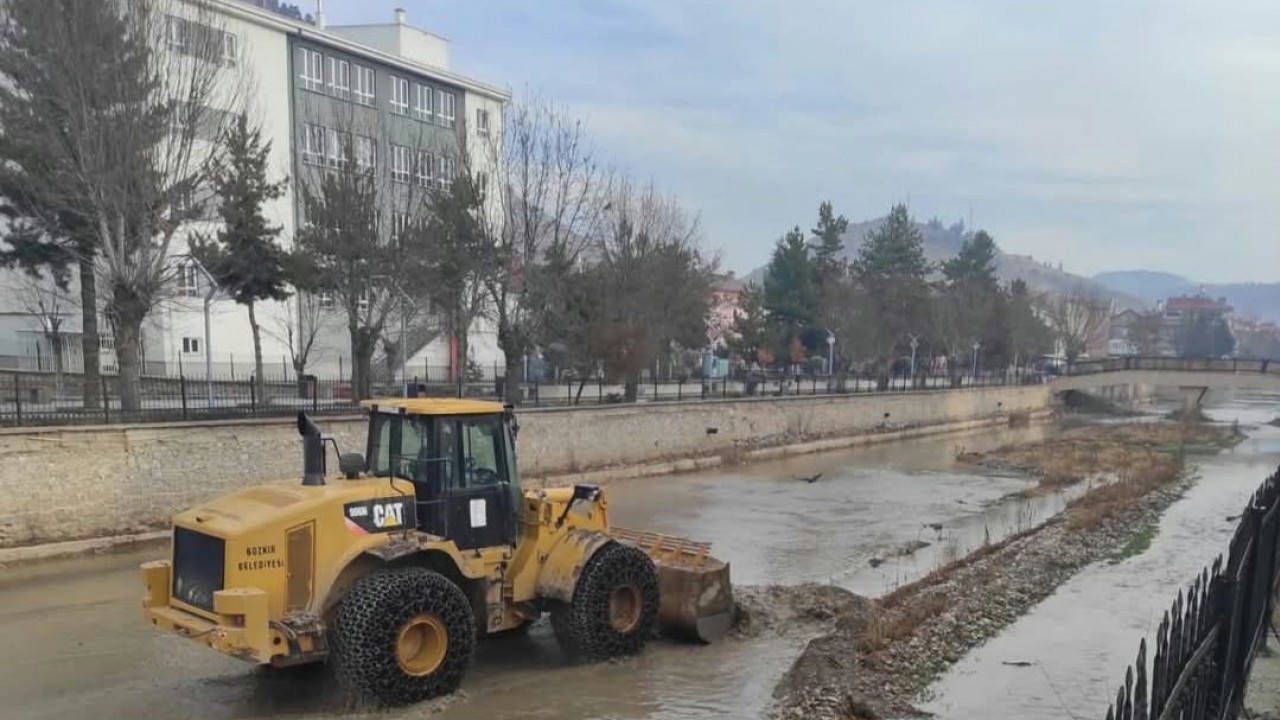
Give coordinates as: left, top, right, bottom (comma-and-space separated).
461, 418, 505, 487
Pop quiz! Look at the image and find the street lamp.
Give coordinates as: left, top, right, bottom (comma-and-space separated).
971, 340, 982, 382
908, 334, 920, 386
825, 330, 836, 376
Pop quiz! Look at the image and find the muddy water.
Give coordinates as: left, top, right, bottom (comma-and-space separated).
922, 396, 1280, 720
0, 420, 1064, 720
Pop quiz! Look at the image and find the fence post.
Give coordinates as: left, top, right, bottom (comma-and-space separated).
13, 373, 21, 427
249, 375, 256, 415
180, 373, 188, 420
678, 379, 683, 401
101, 376, 110, 424
598, 377, 603, 404
311, 377, 318, 413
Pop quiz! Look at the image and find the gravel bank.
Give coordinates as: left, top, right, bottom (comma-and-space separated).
769, 473, 1195, 719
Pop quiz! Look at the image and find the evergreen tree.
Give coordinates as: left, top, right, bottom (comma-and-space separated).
763, 226, 819, 330
850, 204, 931, 386
810, 200, 848, 284
1007, 278, 1053, 363
190, 115, 289, 400
937, 230, 1006, 373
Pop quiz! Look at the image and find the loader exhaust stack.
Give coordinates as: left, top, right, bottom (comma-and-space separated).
610, 527, 734, 642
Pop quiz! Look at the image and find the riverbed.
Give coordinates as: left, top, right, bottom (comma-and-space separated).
0, 418, 1076, 720
920, 395, 1280, 720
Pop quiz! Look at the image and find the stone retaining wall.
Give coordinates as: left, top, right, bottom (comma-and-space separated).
0, 386, 1053, 547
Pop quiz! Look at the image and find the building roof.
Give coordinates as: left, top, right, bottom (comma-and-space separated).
363, 398, 506, 415
1164, 295, 1232, 313
216, 0, 511, 101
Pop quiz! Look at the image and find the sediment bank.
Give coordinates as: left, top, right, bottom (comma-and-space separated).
770, 420, 1240, 719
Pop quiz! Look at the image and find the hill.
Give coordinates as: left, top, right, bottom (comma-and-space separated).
746, 216, 1141, 308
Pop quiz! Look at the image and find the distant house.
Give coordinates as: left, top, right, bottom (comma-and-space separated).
707, 274, 745, 350
1107, 309, 1141, 356
1157, 293, 1235, 357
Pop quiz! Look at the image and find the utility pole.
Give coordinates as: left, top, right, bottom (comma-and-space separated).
971, 340, 982, 382
909, 334, 920, 386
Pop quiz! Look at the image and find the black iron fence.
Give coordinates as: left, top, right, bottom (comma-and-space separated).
1105, 467, 1280, 720
0, 363, 1048, 428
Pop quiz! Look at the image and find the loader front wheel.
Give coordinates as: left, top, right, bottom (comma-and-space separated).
331, 567, 475, 706
552, 542, 659, 660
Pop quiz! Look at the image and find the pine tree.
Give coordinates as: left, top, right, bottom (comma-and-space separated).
763, 226, 819, 348
190, 115, 290, 401
728, 284, 771, 364
810, 200, 848, 284
850, 204, 931, 386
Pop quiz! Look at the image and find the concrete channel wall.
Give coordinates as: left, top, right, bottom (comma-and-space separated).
0, 386, 1057, 547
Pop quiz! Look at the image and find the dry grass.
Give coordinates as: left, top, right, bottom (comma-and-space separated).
862, 592, 951, 653
959, 420, 1233, 490
1064, 457, 1180, 530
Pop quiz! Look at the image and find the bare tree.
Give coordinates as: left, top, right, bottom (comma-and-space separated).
290, 96, 439, 399
470, 94, 614, 403
0, 0, 243, 412
267, 292, 326, 380
7, 269, 73, 391
1040, 289, 1111, 362
589, 179, 713, 401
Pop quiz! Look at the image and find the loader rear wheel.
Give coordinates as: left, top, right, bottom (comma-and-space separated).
552, 542, 659, 660
331, 567, 474, 706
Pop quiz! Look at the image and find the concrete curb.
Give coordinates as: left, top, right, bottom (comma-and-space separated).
0, 530, 168, 565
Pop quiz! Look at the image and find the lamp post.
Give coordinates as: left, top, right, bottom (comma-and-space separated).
971, 340, 982, 383
908, 334, 920, 386
825, 330, 836, 376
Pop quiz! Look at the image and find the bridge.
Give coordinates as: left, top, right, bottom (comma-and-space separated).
1052, 357, 1280, 406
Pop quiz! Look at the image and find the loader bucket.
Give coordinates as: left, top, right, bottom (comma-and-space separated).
610, 527, 734, 643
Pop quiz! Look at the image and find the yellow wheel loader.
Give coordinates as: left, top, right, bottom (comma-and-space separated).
141, 399, 733, 706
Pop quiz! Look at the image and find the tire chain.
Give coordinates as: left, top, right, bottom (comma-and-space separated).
330, 566, 475, 706
552, 542, 660, 660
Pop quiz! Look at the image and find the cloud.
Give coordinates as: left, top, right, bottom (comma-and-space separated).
328, 0, 1280, 282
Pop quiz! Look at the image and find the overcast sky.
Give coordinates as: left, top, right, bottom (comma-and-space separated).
326, 0, 1280, 283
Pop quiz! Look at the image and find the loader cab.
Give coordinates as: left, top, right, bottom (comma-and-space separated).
363, 399, 521, 549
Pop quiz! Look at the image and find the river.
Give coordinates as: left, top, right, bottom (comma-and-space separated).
921, 395, 1280, 720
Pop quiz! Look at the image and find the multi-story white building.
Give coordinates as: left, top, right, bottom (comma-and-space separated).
0, 0, 509, 385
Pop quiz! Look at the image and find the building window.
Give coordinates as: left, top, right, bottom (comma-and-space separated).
357, 290, 371, 312
298, 48, 323, 92
413, 84, 433, 121
302, 124, 325, 165
437, 90, 456, 127
390, 76, 409, 115
221, 32, 237, 67
391, 212, 410, 242
327, 130, 352, 169
319, 292, 335, 310
180, 264, 200, 298
167, 15, 236, 67
353, 65, 375, 106
415, 151, 434, 187
390, 144, 411, 183
182, 337, 202, 354
327, 57, 350, 99
436, 155, 456, 188
476, 108, 490, 135
355, 135, 376, 173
